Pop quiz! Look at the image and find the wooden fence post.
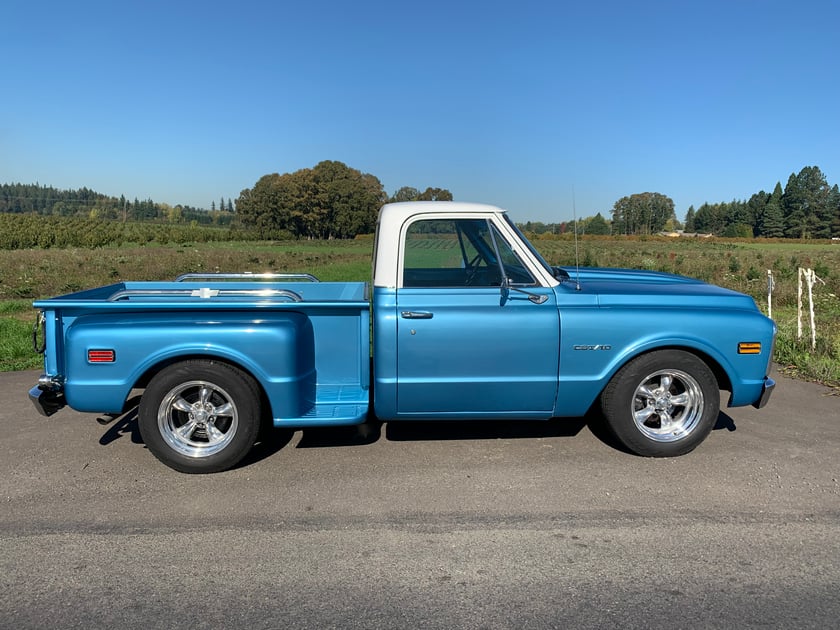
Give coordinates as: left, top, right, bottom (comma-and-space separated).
797, 268, 804, 340
797, 267, 826, 351
766, 269, 774, 319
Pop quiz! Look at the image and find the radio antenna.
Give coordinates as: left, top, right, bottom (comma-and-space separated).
572, 186, 581, 291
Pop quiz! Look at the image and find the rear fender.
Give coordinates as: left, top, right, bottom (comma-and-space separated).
62, 313, 315, 418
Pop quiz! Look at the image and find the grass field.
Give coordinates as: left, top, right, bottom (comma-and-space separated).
2, 236, 838, 386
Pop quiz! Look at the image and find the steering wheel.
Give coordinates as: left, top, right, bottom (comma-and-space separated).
464, 253, 483, 285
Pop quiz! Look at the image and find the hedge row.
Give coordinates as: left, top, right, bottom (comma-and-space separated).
0, 214, 268, 249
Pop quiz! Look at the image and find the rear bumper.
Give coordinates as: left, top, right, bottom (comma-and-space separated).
752, 377, 775, 409
29, 374, 66, 417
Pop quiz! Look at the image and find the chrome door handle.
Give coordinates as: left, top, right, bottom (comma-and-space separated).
401, 311, 434, 319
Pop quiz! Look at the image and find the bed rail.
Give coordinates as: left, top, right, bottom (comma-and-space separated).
174, 272, 319, 282
108, 287, 303, 302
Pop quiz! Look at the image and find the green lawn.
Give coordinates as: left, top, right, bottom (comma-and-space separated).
0, 301, 41, 371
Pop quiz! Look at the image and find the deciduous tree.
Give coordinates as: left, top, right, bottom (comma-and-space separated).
236, 161, 387, 239
611, 192, 675, 235
389, 186, 453, 203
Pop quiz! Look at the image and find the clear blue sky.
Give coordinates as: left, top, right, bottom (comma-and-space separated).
3, 0, 838, 223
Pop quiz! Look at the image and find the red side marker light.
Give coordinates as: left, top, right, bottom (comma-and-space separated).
88, 349, 116, 363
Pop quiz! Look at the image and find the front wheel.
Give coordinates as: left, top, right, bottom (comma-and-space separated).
600, 350, 720, 457
138, 360, 262, 473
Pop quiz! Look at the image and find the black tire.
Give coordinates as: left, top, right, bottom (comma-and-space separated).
600, 350, 719, 457
138, 360, 262, 473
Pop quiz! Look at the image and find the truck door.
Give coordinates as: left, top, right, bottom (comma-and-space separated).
396, 217, 559, 418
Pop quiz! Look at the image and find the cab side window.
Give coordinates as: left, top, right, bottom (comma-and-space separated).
402, 219, 534, 288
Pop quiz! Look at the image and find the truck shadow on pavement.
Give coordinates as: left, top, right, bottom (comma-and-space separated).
382, 418, 588, 442
96, 399, 739, 465
384, 409, 735, 445
296, 409, 737, 451
97, 396, 143, 446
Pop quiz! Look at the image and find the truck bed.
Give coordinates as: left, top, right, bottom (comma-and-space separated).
34, 278, 371, 427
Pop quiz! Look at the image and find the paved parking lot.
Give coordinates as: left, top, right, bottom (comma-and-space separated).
2, 369, 839, 629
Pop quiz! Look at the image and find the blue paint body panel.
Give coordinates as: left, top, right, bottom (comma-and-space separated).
549, 279, 776, 415
386, 285, 559, 419
371, 271, 775, 421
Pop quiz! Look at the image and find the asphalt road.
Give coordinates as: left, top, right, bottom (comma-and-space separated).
1, 369, 839, 629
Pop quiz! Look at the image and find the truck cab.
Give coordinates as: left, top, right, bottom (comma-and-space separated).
372, 202, 562, 420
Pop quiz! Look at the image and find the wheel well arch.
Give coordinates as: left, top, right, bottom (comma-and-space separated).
129, 354, 272, 423
615, 345, 732, 393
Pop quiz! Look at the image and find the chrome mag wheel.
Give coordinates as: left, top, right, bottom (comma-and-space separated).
631, 368, 704, 442
157, 380, 239, 458
600, 350, 719, 457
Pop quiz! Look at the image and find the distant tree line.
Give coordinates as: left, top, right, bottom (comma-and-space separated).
685, 166, 840, 238
0, 183, 235, 226
0, 214, 260, 250
5, 164, 837, 241
611, 166, 840, 238
1, 161, 453, 241
520, 193, 679, 237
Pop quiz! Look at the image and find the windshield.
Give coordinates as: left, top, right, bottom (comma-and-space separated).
502, 214, 555, 277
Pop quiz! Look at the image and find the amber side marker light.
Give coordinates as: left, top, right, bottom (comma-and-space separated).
88, 349, 116, 363
738, 342, 762, 355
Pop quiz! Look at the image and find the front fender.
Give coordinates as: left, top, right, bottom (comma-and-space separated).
554, 307, 775, 416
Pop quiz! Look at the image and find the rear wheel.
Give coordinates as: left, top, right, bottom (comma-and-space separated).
139, 360, 262, 473
600, 350, 719, 457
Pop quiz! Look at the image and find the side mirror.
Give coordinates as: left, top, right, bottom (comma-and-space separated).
501, 277, 549, 305
499, 283, 510, 306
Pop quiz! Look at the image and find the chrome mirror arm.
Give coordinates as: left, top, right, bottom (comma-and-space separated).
503, 278, 549, 304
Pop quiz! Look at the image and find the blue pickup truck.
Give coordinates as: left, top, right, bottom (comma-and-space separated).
30, 202, 776, 473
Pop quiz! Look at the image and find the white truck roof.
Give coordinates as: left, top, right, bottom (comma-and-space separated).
377, 201, 508, 226
372, 201, 557, 289
374, 202, 507, 288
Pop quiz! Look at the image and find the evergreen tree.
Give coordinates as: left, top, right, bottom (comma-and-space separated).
817, 184, 840, 239
758, 183, 785, 238
783, 166, 831, 238
827, 184, 840, 238
684, 206, 696, 232
693, 203, 726, 234
586, 212, 610, 235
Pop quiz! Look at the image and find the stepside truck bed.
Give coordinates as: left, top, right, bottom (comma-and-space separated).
32, 279, 371, 427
